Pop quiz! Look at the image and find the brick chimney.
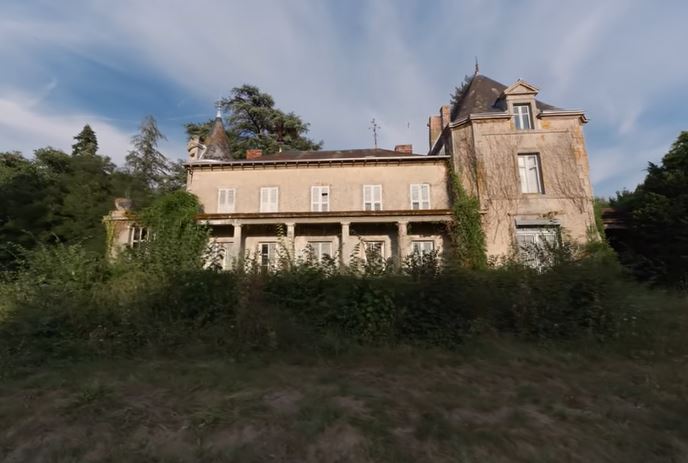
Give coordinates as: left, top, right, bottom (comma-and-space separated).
246, 149, 263, 159
394, 144, 413, 154
440, 105, 451, 128
428, 115, 442, 150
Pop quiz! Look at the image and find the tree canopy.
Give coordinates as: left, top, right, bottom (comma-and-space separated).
610, 131, 688, 287
185, 84, 322, 157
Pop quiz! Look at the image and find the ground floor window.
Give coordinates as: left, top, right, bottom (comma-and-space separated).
307, 241, 333, 262
515, 226, 559, 266
363, 240, 385, 260
259, 242, 277, 269
411, 240, 435, 255
128, 226, 148, 248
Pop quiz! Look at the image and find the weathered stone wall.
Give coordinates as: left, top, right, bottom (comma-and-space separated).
450, 115, 596, 258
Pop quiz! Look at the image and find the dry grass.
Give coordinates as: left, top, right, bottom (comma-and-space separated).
1, 341, 687, 462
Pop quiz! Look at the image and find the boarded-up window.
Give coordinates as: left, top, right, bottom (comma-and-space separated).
410, 183, 431, 209
311, 186, 330, 212
217, 188, 236, 213
260, 187, 279, 212
363, 185, 382, 211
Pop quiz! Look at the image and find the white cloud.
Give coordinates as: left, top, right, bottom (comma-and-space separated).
0, 93, 131, 162
1, 0, 687, 195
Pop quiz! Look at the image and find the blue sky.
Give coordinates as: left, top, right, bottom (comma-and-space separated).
1, 0, 687, 197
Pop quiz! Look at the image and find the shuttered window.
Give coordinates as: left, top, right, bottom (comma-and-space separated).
363, 185, 382, 211
311, 186, 330, 212
518, 154, 543, 194
410, 183, 431, 209
217, 188, 236, 213
260, 187, 279, 212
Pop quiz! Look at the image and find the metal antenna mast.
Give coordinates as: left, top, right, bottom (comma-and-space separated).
369, 118, 380, 149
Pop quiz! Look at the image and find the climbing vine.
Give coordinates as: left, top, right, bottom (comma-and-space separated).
448, 171, 487, 269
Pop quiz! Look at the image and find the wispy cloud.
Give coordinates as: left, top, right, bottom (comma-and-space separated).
0, 0, 686, 197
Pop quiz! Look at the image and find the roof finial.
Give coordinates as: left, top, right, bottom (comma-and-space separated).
474, 56, 480, 76
216, 108, 222, 119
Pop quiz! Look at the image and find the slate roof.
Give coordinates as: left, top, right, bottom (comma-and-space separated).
189, 148, 445, 165
450, 74, 560, 121
201, 116, 233, 160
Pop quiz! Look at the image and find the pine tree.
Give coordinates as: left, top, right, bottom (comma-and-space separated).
185, 84, 322, 157
125, 116, 169, 190
71, 124, 99, 156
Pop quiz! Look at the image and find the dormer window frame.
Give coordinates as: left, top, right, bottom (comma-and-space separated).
512, 102, 534, 131
503, 80, 540, 131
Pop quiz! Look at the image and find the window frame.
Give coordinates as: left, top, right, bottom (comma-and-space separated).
363, 240, 385, 260
410, 183, 431, 210
307, 241, 333, 262
260, 186, 279, 213
259, 242, 277, 269
311, 185, 330, 212
515, 225, 560, 267
411, 240, 435, 255
513, 103, 533, 130
128, 226, 148, 248
517, 153, 544, 194
217, 188, 236, 213
363, 184, 383, 211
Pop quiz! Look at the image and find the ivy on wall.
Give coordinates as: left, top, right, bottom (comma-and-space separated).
448, 171, 487, 270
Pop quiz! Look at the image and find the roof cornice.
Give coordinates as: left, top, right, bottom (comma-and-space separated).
186, 155, 451, 169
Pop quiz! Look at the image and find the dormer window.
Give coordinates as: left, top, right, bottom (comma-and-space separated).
513, 104, 533, 130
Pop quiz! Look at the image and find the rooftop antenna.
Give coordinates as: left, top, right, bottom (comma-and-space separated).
369, 118, 380, 149
474, 56, 480, 75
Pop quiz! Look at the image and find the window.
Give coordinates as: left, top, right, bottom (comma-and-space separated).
129, 226, 148, 248
515, 226, 559, 267
260, 187, 279, 212
311, 186, 330, 212
363, 241, 385, 259
513, 103, 533, 130
411, 240, 435, 255
307, 241, 333, 262
217, 188, 236, 213
363, 185, 382, 211
518, 154, 543, 194
259, 242, 277, 269
410, 184, 431, 210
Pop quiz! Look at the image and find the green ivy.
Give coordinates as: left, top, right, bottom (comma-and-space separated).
448, 171, 487, 270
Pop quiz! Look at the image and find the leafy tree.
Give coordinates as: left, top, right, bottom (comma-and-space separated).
185, 84, 322, 157
126, 116, 169, 190
611, 131, 688, 287
71, 124, 98, 156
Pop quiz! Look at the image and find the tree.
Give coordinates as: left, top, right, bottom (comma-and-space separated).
71, 124, 98, 156
185, 84, 322, 158
126, 116, 169, 190
611, 131, 688, 287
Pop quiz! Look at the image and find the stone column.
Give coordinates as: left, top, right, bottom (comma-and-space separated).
397, 221, 408, 267
341, 222, 351, 266
233, 224, 243, 261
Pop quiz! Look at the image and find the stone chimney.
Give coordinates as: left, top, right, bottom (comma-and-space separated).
394, 144, 413, 154
246, 149, 263, 159
187, 135, 202, 160
428, 115, 442, 150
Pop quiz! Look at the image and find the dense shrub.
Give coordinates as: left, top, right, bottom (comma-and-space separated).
0, 211, 684, 371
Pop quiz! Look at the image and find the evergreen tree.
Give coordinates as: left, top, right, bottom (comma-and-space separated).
71, 124, 98, 156
185, 84, 322, 158
125, 116, 169, 190
611, 131, 688, 287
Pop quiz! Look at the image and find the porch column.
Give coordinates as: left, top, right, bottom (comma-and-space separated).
397, 220, 408, 266
233, 224, 243, 260
340, 221, 351, 265
285, 222, 296, 256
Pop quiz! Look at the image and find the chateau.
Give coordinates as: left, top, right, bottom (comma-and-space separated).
105, 73, 596, 268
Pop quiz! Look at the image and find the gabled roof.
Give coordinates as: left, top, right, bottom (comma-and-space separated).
201, 114, 232, 160
450, 74, 560, 121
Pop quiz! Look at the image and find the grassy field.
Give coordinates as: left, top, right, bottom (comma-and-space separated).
1, 341, 687, 463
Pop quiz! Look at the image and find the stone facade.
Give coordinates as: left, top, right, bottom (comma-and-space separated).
104, 73, 596, 266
